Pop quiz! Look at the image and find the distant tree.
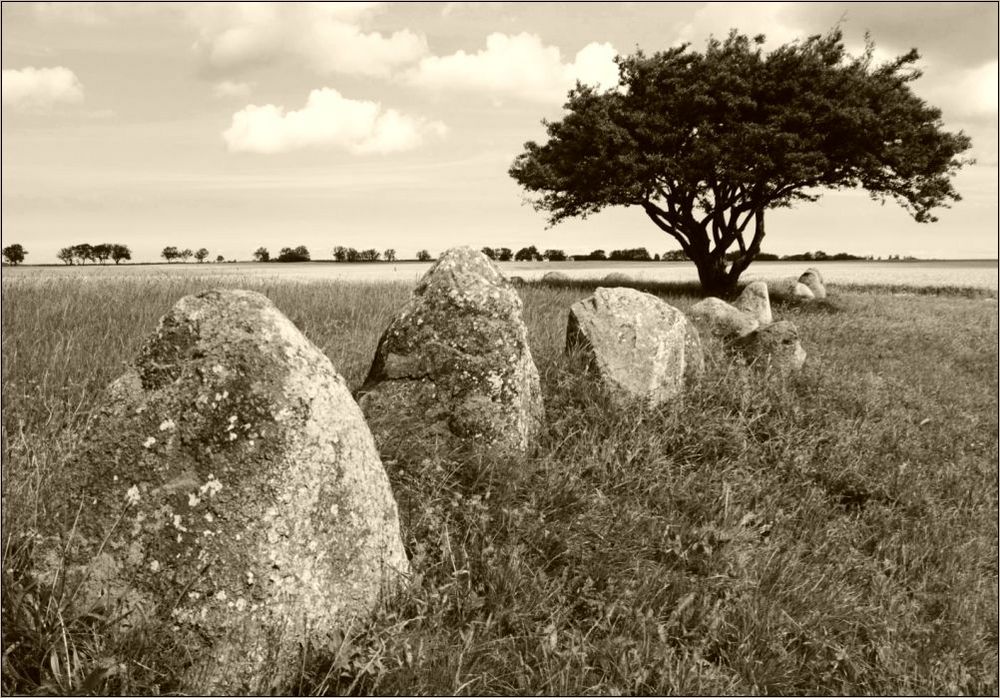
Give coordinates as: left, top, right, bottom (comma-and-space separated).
345, 247, 361, 262
161, 246, 179, 263
543, 248, 567, 261
277, 246, 311, 262
359, 248, 381, 262
589, 249, 607, 261
253, 247, 270, 262
92, 243, 113, 264
216, 254, 225, 263
111, 244, 131, 264
2, 244, 26, 265
179, 248, 193, 263
481, 247, 497, 260
384, 248, 397, 262
653, 253, 661, 261
496, 247, 513, 262
195, 248, 209, 263
57, 247, 75, 265
609, 248, 651, 261
333, 246, 347, 262
514, 245, 541, 261
662, 250, 687, 261
415, 249, 432, 261
510, 29, 972, 293
73, 243, 95, 264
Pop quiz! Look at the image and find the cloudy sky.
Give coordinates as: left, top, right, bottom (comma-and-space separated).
2, 2, 997, 263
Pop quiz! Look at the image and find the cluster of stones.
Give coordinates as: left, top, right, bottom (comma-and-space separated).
688, 278, 808, 372
44, 249, 818, 690
767, 267, 828, 303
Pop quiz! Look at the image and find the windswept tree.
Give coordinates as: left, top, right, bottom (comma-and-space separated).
161, 246, 179, 263
332, 246, 347, 262
510, 29, 972, 293
2, 244, 26, 265
253, 247, 270, 262
179, 248, 193, 263
93, 243, 113, 264
384, 248, 397, 262
195, 247, 210, 263
416, 249, 433, 261
111, 244, 131, 264
57, 247, 75, 265
514, 245, 541, 261
73, 243, 95, 264
497, 247, 513, 262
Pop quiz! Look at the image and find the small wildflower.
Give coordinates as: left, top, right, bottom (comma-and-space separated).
149, 559, 160, 572
125, 485, 141, 505
159, 418, 176, 431
215, 590, 227, 601
143, 436, 156, 449
188, 492, 201, 507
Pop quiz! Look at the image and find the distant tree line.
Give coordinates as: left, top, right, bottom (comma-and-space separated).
56, 243, 131, 265
252, 246, 434, 262
161, 246, 214, 263
660, 249, 870, 262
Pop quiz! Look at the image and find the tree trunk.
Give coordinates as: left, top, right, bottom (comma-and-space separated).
691, 251, 737, 296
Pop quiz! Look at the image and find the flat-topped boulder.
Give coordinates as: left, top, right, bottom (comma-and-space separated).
734, 320, 807, 372
42, 289, 409, 692
733, 281, 773, 325
688, 297, 759, 338
798, 267, 827, 299
566, 287, 703, 406
358, 246, 543, 453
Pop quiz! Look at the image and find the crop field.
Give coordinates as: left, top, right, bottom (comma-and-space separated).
2, 271, 998, 694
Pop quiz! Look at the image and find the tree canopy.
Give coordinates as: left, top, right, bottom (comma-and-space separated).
510, 29, 972, 293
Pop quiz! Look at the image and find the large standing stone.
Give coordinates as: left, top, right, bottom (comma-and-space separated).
733, 281, 773, 325
734, 320, 807, 372
798, 267, 827, 299
688, 297, 759, 338
358, 246, 543, 453
42, 290, 409, 692
566, 287, 703, 406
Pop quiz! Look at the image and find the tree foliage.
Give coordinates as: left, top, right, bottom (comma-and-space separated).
194, 248, 209, 263
509, 29, 972, 292
277, 246, 311, 262
2, 244, 26, 265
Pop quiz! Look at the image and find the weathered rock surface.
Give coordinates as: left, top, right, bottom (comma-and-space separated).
734, 320, 807, 372
542, 270, 570, 283
508, 275, 526, 286
43, 289, 409, 692
768, 278, 815, 303
688, 297, 760, 338
733, 281, 773, 325
798, 267, 826, 299
358, 246, 543, 453
566, 287, 703, 406
602, 272, 632, 286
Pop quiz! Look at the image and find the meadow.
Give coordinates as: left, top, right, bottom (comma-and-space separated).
2, 271, 997, 695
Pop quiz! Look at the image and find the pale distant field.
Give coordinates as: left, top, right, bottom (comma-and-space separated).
4, 259, 997, 289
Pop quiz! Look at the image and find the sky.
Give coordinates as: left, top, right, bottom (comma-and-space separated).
2, 1, 998, 264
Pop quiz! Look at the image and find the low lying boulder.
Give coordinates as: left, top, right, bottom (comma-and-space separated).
508, 275, 526, 286
688, 297, 759, 338
566, 287, 703, 406
733, 281, 773, 325
768, 278, 815, 303
43, 290, 409, 692
358, 246, 543, 453
542, 270, 570, 283
602, 272, 632, 286
798, 267, 826, 299
733, 320, 807, 372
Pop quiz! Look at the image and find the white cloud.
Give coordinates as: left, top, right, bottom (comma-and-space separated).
675, 3, 805, 49
189, 3, 427, 77
2, 66, 84, 109
222, 87, 446, 155
408, 33, 620, 103
212, 80, 253, 99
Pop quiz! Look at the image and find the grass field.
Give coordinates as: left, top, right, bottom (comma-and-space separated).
2, 274, 997, 695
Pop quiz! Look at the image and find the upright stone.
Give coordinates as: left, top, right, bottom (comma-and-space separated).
358, 246, 543, 453
688, 297, 759, 338
734, 320, 807, 372
566, 287, 703, 406
42, 290, 409, 692
733, 281, 773, 325
798, 267, 826, 299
